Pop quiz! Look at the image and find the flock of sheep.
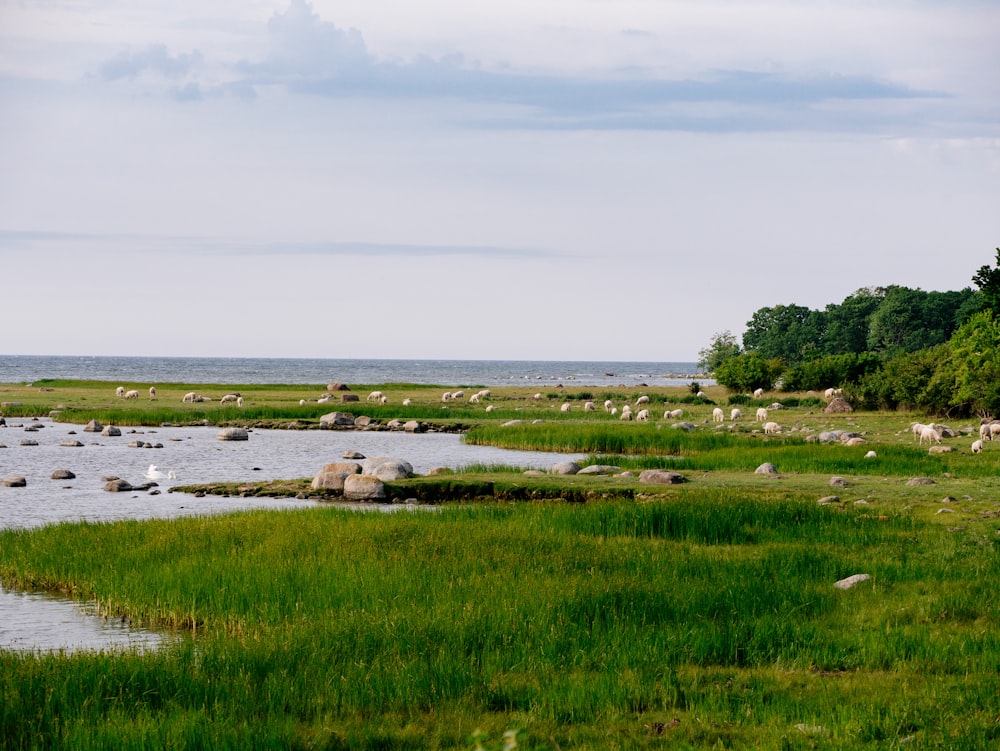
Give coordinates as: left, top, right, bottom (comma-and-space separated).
115, 386, 244, 407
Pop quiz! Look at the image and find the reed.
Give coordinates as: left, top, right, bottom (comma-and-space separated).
2, 495, 998, 749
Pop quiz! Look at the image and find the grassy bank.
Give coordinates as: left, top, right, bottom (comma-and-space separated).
2, 494, 999, 749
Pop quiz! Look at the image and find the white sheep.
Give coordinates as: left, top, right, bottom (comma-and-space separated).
918, 426, 942, 445
604, 399, 613, 412
667, 408, 683, 419
485, 404, 494, 413
533, 393, 542, 401
636, 395, 650, 406
442, 392, 453, 402
452, 390, 465, 400
299, 399, 307, 406
220, 394, 239, 405
402, 398, 412, 406
182, 392, 199, 403
753, 388, 764, 398
611, 407, 619, 415
479, 389, 491, 399
730, 408, 742, 421
317, 396, 330, 403
237, 396, 244, 407
712, 407, 724, 422
560, 402, 571, 413
123, 389, 139, 400
756, 407, 768, 422
115, 386, 125, 398
469, 393, 481, 403
380, 396, 388, 405
763, 421, 781, 434
696, 391, 707, 398
636, 409, 650, 422
582, 401, 594, 412
864, 450, 877, 459
148, 386, 157, 400
989, 422, 1000, 440
367, 391, 384, 402
620, 409, 633, 421
972, 439, 984, 454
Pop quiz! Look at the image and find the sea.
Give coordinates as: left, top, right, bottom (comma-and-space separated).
1, 354, 706, 652
0, 355, 708, 389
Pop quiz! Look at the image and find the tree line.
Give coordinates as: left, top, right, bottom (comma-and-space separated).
700, 249, 1000, 416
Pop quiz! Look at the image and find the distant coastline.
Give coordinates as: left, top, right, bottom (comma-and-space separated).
0, 355, 711, 388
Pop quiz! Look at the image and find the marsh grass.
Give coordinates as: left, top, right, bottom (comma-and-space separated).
2, 496, 999, 749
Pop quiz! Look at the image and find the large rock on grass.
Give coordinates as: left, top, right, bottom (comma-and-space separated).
320, 412, 356, 427
638, 469, 686, 485
343, 475, 386, 501
363, 457, 413, 481
311, 462, 362, 491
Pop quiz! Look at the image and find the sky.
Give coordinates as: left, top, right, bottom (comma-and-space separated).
1, 0, 998, 362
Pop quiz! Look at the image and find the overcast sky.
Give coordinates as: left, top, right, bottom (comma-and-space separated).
1, 0, 997, 361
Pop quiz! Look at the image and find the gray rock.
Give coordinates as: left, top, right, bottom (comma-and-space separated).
906, 477, 936, 486
83, 419, 103, 433
928, 445, 953, 454
834, 573, 870, 590
343, 475, 386, 501
386, 420, 404, 429
638, 469, 687, 485
1, 475, 27, 487
824, 397, 853, 414
363, 457, 413, 481
502, 420, 524, 427
754, 463, 779, 475
340, 394, 360, 403
550, 461, 581, 475
320, 412, 357, 427
577, 464, 623, 475
51, 469, 76, 480
101, 425, 122, 437
217, 427, 249, 441
403, 420, 424, 433
671, 421, 697, 431
817, 495, 841, 505
342, 450, 365, 459
522, 469, 545, 476
829, 476, 850, 487
354, 415, 372, 428
103, 479, 133, 492
20, 439, 38, 446
327, 382, 351, 391
60, 440, 84, 447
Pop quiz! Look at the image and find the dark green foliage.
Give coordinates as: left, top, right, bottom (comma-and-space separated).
742, 304, 823, 365
697, 330, 741, 372
851, 345, 952, 412
866, 286, 974, 357
971, 248, 1000, 318
780, 353, 882, 392
713, 353, 785, 393
947, 310, 1000, 416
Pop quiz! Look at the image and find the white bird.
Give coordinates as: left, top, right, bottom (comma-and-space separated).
144, 464, 165, 481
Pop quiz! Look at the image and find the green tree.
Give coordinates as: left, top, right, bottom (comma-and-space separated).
867, 286, 974, 356
697, 330, 742, 373
947, 310, 1000, 416
714, 353, 784, 393
821, 287, 884, 355
972, 248, 1000, 318
742, 304, 825, 365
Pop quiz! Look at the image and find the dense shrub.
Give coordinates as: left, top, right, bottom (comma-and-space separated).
781, 353, 882, 392
714, 353, 785, 393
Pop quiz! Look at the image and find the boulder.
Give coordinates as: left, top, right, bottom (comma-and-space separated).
60, 440, 84, 447
101, 425, 122, 437
928, 445, 953, 454
403, 420, 424, 433
817, 495, 841, 505
353, 415, 372, 428
311, 461, 363, 491
824, 397, 853, 414
363, 457, 413, 481
834, 573, 870, 590
83, 419, 103, 433
829, 476, 850, 487
341, 394, 360, 403
103, 479, 133, 492
638, 469, 687, 485
754, 462, 779, 476
342, 450, 365, 460
20, 439, 38, 446
502, 420, 524, 427
217, 427, 249, 441
906, 477, 936, 486
671, 421, 697, 431
550, 461, 581, 475
844, 437, 867, 446
327, 382, 351, 391
1, 475, 27, 487
577, 464, 623, 475
343, 475, 386, 501
51, 469, 76, 480
320, 412, 356, 427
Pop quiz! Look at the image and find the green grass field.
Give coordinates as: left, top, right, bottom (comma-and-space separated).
1, 380, 998, 749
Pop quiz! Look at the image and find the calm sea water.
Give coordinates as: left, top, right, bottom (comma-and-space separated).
0, 355, 708, 388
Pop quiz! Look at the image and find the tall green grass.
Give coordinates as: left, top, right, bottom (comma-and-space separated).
2, 496, 999, 748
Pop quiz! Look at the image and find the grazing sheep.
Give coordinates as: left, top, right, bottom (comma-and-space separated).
560, 402, 571, 412
182, 392, 199, 403
989, 422, 1000, 440
696, 391, 707, 398
763, 421, 781, 434
756, 407, 768, 422
666, 409, 684, 419
148, 386, 157, 400
636, 409, 650, 422
469, 394, 481, 404
402, 398, 412, 406
380, 396, 388, 405
604, 399, 613, 412
972, 439, 984, 454
919, 426, 942, 445
485, 404, 494, 413
824, 387, 835, 399
367, 391, 384, 402
479, 389, 491, 399
236, 396, 244, 407
753, 388, 764, 398
620, 409, 633, 421
452, 390, 465, 400
730, 408, 742, 421
584, 401, 595, 412
636, 395, 650, 406
115, 386, 125, 398
220, 394, 239, 405
123, 389, 139, 400
910, 422, 928, 441
712, 407, 724, 422
533, 393, 542, 401
299, 399, 308, 406
442, 392, 453, 402
611, 407, 619, 415
317, 396, 331, 403
864, 450, 877, 459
